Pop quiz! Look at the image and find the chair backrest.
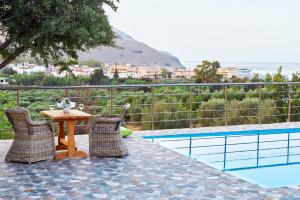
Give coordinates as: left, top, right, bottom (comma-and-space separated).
116, 103, 131, 131
5, 108, 32, 136
89, 104, 131, 133
119, 103, 131, 120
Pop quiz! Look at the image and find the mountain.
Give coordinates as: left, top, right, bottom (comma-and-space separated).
78, 28, 184, 68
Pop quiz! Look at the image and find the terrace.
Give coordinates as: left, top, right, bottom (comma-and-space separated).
1, 82, 300, 199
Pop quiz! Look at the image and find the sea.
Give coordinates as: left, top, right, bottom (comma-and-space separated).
182, 61, 300, 78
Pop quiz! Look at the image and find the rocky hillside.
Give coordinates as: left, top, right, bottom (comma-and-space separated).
78, 29, 183, 68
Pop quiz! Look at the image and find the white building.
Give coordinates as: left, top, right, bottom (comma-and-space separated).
104, 64, 143, 79
10, 63, 46, 74
8, 63, 95, 77
217, 67, 239, 80
170, 68, 195, 78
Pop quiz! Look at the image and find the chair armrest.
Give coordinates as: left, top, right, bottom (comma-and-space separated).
30, 120, 51, 126
83, 120, 93, 134
29, 120, 54, 135
95, 116, 122, 123
99, 114, 119, 118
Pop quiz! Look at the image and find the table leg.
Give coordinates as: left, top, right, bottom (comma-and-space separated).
56, 121, 67, 150
67, 120, 76, 157
55, 120, 87, 160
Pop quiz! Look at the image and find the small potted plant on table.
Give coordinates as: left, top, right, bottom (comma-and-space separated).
57, 98, 76, 113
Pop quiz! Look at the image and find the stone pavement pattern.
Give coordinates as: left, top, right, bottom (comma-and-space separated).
1, 123, 300, 199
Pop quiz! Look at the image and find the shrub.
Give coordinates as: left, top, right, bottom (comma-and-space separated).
197, 99, 225, 127
141, 99, 189, 130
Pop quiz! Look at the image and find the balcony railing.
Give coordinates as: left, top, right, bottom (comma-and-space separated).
145, 128, 300, 171
0, 82, 300, 137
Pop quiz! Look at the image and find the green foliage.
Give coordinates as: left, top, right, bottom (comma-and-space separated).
0, 91, 16, 139
124, 79, 148, 85
141, 99, 189, 130
227, 98, 259, 125
251, 73, 262, 82
113, 69, 119, 79
80, 60, 103, 68
194, 60, 223, 83
291, 72, 300, 82
197, 99, 225, 127
0, 0, 118, 69
1, 65, 300, 137
89, 69, 106, 85
265, 73, 272, 82
161, 68, 170, 78
13, 73, 78, 86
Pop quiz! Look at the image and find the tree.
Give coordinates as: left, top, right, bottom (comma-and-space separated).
194, 60, 223, 83
113, 69, 119, 79
89, 69, 105, 85
291, 72, 300, 82
161, 68, 169, 78
265, 73, 272, 82
271, 66, 289, 122
250, 73, 262, 82
273, 66, 286, 82
80, 60, 103, 68
0, 0, 118, 70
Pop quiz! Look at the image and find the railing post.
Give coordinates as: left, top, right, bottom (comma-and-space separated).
256, 134, 260, 166
189, 86, 193, 128
259, 85, 262, 125
189, 137, 192, 158
109, 88, 113, 115
224, 86, 228, 126
288, 84, 292, 123
16, 89, 20, 107
287, 132, 290, 163
64, 89, 68, 97
151, 87, 155, 130
223, 135, 228, 170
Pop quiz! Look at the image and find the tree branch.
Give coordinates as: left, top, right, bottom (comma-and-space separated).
0, 39, 11, 51
0, 46, 25, 70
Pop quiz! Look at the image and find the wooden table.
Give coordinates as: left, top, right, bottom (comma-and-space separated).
41, 109, 92, 160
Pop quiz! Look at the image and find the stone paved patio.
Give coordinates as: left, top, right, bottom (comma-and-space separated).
1, 123, 300, 199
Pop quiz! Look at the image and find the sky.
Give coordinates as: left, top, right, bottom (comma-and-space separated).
106, 0, 300, 64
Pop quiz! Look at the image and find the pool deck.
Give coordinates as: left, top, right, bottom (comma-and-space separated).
1, 123, 300, 199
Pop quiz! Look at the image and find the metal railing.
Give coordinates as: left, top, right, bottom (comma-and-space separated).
146, 128, 300, 171
0, 82, 300, 136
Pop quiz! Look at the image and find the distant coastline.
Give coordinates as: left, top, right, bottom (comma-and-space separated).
182, 61, 300, 77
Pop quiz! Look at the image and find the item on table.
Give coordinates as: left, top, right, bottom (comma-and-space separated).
57, 98, 76, 113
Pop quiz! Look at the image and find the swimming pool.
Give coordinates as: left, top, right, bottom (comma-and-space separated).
144, 128, 300, 188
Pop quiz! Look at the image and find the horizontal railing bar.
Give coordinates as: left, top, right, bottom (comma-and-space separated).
185, 145, 300, 156
223, 160, 300, 172
2, 82, 300, 90
212, 152, 300, 164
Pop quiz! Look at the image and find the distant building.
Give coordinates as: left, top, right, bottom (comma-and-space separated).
104, 64, 138, 79
217, 67, 238, 79
72, 65, 95, 77
0, 77, 9, 85
170, 68, 195, 78
104, 64, 162, 79
10, 63, 46, 74
9, 63, 95, 77
238, 67, 252, 78
138, 67, 162, 79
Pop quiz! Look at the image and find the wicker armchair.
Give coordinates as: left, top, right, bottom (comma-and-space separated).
88, 104, 130, 157
5, 108, 55, 164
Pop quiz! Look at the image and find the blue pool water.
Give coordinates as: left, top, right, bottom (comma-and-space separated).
144, 128, 300, 188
